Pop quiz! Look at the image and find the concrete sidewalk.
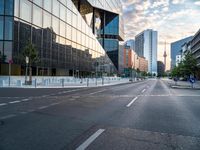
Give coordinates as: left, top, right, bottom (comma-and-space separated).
166, 79, 200, 89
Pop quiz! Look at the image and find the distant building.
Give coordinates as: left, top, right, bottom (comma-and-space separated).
138, 56, 148, 72
191, 29, 200, 79
170, 36, 193, 70
125, 40, 135, 51
176, 55, 182, 66
124, 46, 148, 76
157, 61, 165, 76
135, 29, 157, 74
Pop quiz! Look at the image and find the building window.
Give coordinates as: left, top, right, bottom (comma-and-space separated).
0, 16, 4, 40
4, 17, 13, 40
60, 4, 66, 21
33, 5, 42, 27
52, 16, 59, 35
5, 0, 14, 16
20, 0, 32, 23
0, 0, 4, 15
33, 0, 43, 7
4, 41, 13, 62
52, 0, 59, 17
44, 0, 52, 13
43, 11, 51, 28
60, 20, 65, 37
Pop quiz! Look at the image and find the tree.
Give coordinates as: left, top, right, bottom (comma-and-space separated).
171, 52, 199, 78
22, 42, 39, 84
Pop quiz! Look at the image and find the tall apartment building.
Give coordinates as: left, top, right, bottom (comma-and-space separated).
135, 29, 157, 75
170, 36, 193, 70
0, 0, 124, 76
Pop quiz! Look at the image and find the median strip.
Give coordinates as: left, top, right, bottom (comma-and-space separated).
76, 129, 105, 150
126, 97, 138, 107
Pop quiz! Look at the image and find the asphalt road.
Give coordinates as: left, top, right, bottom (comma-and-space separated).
0, 79, 200, 150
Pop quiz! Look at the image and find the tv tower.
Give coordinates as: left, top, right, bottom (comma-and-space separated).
163, 41, 167, 71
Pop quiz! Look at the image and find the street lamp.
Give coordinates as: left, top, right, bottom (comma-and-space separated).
25, 56, 29, 84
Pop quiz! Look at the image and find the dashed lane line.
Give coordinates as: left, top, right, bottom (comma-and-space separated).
0, 114, 16, 120
126, 97, 138, 107
141, 89, 146, 93
76, 129, 105, 150
21, 98, 30, 102
9, 100, 21, 104
0, 103, 7, 106
89, 90, 106, 95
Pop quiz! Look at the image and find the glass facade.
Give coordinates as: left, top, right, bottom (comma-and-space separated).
170, 36, 193, 70
74, 0, 124, 72
0, 0, 119, 76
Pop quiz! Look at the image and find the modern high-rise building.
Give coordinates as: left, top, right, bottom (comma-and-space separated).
170, 36, 193, 70
125, 39, 135, 51
0, 0, 124, 76
135, 29, 157, 75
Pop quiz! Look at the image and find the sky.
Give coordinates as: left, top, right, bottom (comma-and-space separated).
121, 0, 200, 70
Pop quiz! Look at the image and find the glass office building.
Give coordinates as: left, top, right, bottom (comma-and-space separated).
0, 0, 124, 76
170, 36, 193, 70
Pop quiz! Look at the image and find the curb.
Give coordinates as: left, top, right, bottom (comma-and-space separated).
170, 85, 200, 90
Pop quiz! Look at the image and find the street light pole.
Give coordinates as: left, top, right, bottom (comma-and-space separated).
25, 56, 29, 84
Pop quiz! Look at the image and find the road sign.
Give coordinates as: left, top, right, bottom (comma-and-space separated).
190, 78, 195, 84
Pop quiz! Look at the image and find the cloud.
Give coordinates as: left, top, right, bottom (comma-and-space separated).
171, 0, 185, 4
194, 1, 200, 6
122, 0, 200, 70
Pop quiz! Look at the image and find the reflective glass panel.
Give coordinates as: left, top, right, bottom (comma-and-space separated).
52, 16, 59, 34
52, 0, 59, 17
43, 11, 51, 28
5, 0, 14, 15
66, 9, 71, 24
33, 0, 43, 7
0, 16, 3, 40
60, 4, 66, 21
20, 0, 32, 22
44, 0, 52, 12
4, 41, 13, 62
4, 17, 13, 40
72, 27, 76, 42
0, 0, 4, 15
60, 21, 65, 37
66, 24, 71, 40
33, 5, 42, 27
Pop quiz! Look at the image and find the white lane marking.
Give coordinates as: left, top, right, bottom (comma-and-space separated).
0, 114, 16, 120
27, 109, 35, 113
49, 102, 60, 106
89, 90, 106, 95
9, 100, 21, 104
21, 98, 30, 102
76, 129, 105, 150
38, 106, 49, 110
0, 103, 7, 106
126, 97, 138, 107
19, 111, 28, 114
141, 89, 146, 93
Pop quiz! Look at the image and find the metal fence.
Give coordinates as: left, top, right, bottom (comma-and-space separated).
0, 76, 131, 88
